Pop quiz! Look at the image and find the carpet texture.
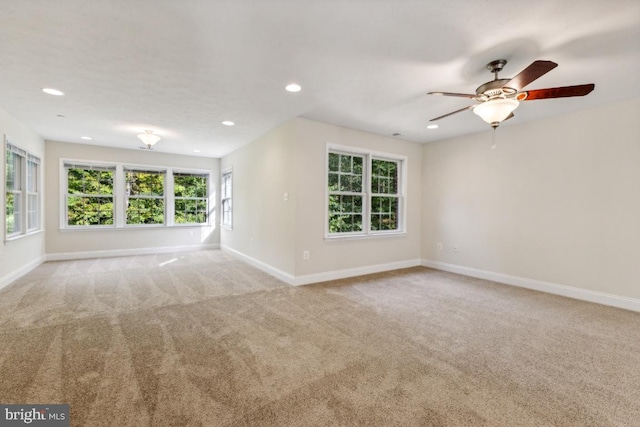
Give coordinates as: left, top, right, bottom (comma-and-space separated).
0, 250, 638, 426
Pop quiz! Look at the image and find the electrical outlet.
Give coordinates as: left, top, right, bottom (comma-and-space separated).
437, 242, 443, 250
453, 246, 458, 253
284, 192, 289, 201
303, 250, 309, 260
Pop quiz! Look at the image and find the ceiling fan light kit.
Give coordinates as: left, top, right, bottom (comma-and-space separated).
473, 98, 519, 128
428, 59, 595, 129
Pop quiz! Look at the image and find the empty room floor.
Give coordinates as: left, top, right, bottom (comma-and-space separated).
1, 250, 639, 426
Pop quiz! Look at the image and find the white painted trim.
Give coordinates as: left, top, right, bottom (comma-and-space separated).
293, 259, 422, 286
46, 243, 220, 262
422, 259, 640, 313
221, 245, 421, 286
220, 245, 295, 284
0, 256, 46, 291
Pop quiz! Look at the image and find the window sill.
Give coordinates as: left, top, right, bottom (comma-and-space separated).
4, 229, 44, 243
324, 231, 406, 242
60, 224, 212, 232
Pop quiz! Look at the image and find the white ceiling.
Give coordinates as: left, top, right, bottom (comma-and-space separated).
1, 0, 638, 158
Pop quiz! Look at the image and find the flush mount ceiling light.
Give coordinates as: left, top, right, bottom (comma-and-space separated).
221, 120, 235, 126
42, 88, 65, 96
285, 83, 302, 93
138, 130, 161, 149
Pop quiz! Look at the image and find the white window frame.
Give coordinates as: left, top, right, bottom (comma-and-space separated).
124, 167, 167, 226
327, 150, 367, 236
63, 161, 116, 228
370, 157, 402, 232
173, 170, 210, 225
27, 154, 41, 231
5, 139, 41, 241
325, 144, 407, 239
221, 168, 232, 229
60, 158, 212, 230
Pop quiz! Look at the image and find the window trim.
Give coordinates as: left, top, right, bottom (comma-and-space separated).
59, 158, 213, 230
5, 138, 42, 241
220, 168, 233, 229
63, 161, 116, 229
26, 154, 41, 232
173, 170, 210, 226
325, 143, 407, 240
124, 167, 167, 226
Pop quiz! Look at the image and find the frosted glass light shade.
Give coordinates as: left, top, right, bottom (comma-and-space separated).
138, 130, 161, 147
473, 99, 519, 124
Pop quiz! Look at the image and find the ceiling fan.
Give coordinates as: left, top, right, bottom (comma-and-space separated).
428, 59, 595, 128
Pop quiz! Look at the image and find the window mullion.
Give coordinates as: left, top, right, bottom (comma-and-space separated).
115, 165, 124, 227
166, 168, 174, 226
364, 154, 371, 234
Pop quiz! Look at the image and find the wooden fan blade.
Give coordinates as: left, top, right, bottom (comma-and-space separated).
520, 84, 595, 100
430, 104, 476, 121
504, 60, 558, 91
427, 91, 477, 99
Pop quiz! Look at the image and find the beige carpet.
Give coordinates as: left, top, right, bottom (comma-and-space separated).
0, 250, 638, 426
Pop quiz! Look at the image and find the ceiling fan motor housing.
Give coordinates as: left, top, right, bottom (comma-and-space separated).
476, 79, 516, 99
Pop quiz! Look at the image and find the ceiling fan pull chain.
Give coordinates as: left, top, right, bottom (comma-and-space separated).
491, 127, 497, 150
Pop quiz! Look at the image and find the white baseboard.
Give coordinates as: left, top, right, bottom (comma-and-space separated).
422, 259, 640, 312
46, 243, 220, 262
0, 256, 46, 291
220, 245, 296, 284
293, 259, 422, 286
220, 246, 421, 287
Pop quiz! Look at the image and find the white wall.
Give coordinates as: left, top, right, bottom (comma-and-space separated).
45, 141, 220, 257
0, 107, 46, 286
422, 97, 640, 301
293, 118, 422, 279
221, 117, 423, 283
220, 120, 297, 277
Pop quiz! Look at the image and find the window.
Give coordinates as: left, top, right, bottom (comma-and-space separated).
5, 144, 25, 236
328, 152, 364, 233
221, 170, 232, 228
125, 168, 165, 225
5, 142, 41, 239
61, 160, 211, 229
370, 158, 400, 231
26, 154, 41, 231
65, 163, 115, 226
174, 172, 208, 224
327, 147, 405, 237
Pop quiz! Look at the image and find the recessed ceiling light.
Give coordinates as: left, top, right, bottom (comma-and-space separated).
81, 136, 92, 140
222, 120, 235, 126
193, 149, 201, 153
427, 124, 439, 129
42, 88, 65, 96
285, 83, 302, 93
